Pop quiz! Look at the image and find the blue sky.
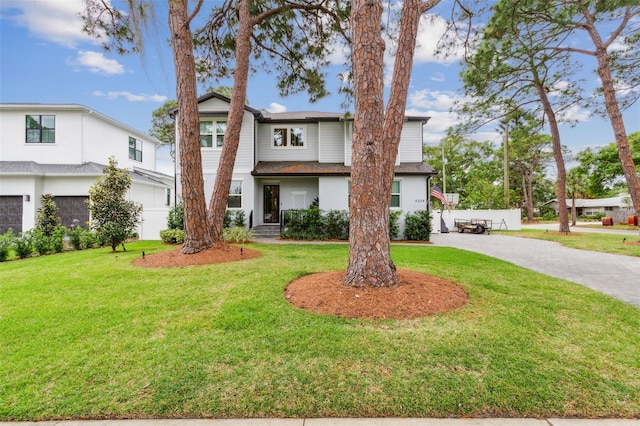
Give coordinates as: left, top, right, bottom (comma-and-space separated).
1, 0, 638, 176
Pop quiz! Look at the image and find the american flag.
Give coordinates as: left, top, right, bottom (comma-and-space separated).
431, 184, 449, 205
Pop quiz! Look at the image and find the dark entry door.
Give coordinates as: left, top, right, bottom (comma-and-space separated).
263, 185, 280, 223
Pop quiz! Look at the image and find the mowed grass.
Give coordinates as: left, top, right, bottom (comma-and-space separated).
1, 241, 638, 420
497, 228, 640, 257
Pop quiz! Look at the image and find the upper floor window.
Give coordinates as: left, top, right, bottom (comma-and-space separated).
200, 119, 226, 148
129, 137, 142, 162
26, 115, 55, 143
272, 126, 305, 148
228, 180, 242, 208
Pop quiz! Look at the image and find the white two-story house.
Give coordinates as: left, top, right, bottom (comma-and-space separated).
0, 104, 174, 239
174, 93, 437, 235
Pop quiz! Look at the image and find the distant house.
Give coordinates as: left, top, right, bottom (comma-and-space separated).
172, 93, 438, 235
544, 194, 634, 217
0, 103, 174, 239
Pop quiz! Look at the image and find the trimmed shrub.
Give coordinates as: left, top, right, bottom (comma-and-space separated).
223, 226, 254, 244
35, 194, 61, 237
233, 210, 246, 228
69, 225, 84, 250
223, 210, 232, 229
0, 229, 16, 262
160, 229, 185, 244
326, 210, 349, 240
389, 210, 402, 240
30, 230, 52, 256
404, 210, 432, 241
51, 226, 67, 253
14, 232, 34, 259
167, 202, 184, 230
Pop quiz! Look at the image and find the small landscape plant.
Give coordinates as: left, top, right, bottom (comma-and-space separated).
35, 193, 61, 237
0, 229, 16, 262
160, 229, 185, 244
167, 202, 184, 230
389, 210, 402, 239
14, 232, 34, 259
223, 226, 254, 243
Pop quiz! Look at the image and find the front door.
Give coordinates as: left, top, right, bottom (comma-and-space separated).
263, 185, 280, 223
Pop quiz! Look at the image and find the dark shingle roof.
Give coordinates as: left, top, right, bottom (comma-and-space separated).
252, 161, 436, 176
0, 161, 170, 187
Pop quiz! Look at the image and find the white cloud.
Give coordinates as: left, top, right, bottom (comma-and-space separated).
409, 89, 462, 111
414, 14, 464, 65
93, 91, 167, 102
71, 51, 125, 75
431, 72, 445, 82
557, 104, 592, 124
267, 102, 287, 113
0, 0, 99, 48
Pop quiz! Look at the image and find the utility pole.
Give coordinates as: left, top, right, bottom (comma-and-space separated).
504, 126, 509, 209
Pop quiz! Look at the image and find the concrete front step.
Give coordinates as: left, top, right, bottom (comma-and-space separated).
251, 225, 281, 238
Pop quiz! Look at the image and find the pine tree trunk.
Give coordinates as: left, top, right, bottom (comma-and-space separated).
169, 0, 214, 254
345, 0, 396, 288
345, 0, 437, 287
535, 82, 570, 233
207, 0, 253, 242
592, 45, 640, 241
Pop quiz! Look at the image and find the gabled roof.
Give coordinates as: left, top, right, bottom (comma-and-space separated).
170, 93, 431, 124
544, 195, 632, 208
0, 161, 171, 187
252, 161, 437, 177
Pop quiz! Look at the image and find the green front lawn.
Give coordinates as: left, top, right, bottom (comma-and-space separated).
498, 229, 640, 257
1, 241, 638, 420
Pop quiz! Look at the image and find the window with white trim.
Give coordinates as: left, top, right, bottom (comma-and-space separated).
272, 126, 305, 148
129, 137, 142, 162
228, 180, 242, 208
26, 115, 55, 143
348, 179, 401, 208
200, 119, 226, 148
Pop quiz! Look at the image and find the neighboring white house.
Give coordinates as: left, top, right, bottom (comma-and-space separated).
0, 103, 174, 239
173, 93, 437, 235
545, 194, 634, 217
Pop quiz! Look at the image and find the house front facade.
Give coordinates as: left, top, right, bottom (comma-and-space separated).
174, 93, 437, 235
0, 104, 173, 239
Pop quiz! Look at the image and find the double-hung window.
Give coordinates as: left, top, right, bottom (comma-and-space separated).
129, 137, 142, 162
228, 180, 242, 208
200, 119, 226, 148
272, 126, 305, 148
26, 115, 55, 143
348, 179, 401, 208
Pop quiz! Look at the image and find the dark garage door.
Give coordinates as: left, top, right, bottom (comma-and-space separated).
54, 196, 90, 228
0, 196, 23, 234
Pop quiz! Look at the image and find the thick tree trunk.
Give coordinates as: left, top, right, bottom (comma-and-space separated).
592, 45, 640, 241
535, 83, 570, 232
345, 0, 395, 288
208, 0, 253, 242
345, 0, 438, 287
169, 0, 214, 254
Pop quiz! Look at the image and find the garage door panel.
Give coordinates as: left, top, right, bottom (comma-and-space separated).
0, 196, 23, 234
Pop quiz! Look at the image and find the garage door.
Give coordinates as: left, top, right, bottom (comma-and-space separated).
53, 196, 90, 228
0, 196, 23, 234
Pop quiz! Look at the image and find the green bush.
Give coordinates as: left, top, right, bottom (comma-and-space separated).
223, 226, 254, 244
233, 210, 246, 228
281, 208, 327, 240
404, 210, 432, 241
30, 229, 52, 256
223, 210, 232, 229
160, 229, 185, 244
389, 210, 402, 240
0, 229, 16, 262
167, 202, 184, 230
35, 194, 61, 237
14, 232, 34, 259
51, 226, 67, 253
326, 210, 349, 239
69, 225, 84, 250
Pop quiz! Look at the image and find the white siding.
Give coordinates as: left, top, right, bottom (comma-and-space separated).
398, 121, 424, 163
318, 122, 345, 163
318, 176, 349, 211
256, 123, 319, 162
0, 109, 84, 163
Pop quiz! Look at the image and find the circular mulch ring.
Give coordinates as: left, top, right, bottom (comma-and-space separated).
132, 243, 261, 268
285, 269, 469, 319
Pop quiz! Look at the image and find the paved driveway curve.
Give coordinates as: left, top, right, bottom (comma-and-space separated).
429, 232, 640, 308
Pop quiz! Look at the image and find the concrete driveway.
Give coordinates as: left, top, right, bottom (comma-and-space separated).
429, 230, 640, 308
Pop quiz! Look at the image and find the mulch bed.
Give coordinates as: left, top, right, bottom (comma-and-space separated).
133, 244, 468, 319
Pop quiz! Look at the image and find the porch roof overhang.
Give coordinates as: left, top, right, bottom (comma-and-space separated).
251, 161, 437, 177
